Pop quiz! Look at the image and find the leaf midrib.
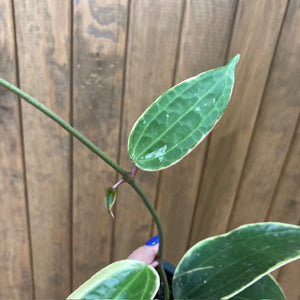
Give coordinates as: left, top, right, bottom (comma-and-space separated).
137, 67, 232, 168
130, 67, 226, 157
113, 267, 145, 298
134, 70, 229, 161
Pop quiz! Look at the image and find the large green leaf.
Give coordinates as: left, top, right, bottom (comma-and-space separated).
172, 223, 300, 300
231, 274, 285, 300
128, 54, 240, 171
67, 260, 159, 299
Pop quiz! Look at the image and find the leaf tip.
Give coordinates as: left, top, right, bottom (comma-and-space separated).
228, 53, 240, 69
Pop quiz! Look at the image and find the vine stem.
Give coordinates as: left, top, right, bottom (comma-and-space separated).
0, 78, 127, 177
0, 78, 170, 300
125, 177, 170, 299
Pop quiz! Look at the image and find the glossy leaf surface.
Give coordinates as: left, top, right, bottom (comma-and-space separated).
128, 54, 240, 171
231, 274, 285, 300
67, 260, 159, 299
173, 223, 300, 300
105, 188, 116, 218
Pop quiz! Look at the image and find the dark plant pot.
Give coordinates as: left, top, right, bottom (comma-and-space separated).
155, 260, 175, 300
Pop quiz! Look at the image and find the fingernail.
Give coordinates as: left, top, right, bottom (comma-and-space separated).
145, 235, 159, 246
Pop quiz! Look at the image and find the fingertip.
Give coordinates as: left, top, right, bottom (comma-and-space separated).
151, 260, 159, 268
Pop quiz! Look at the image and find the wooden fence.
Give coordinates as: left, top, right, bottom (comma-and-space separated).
0, 0, 299, 299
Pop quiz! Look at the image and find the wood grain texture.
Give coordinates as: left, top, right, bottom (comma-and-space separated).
155, 0, 237, 265
189, 0, 288, 245
267, 116, 300, 299
0, 2, 33, 299
13, 1, 71, 297
113, 0, 184, 260
267, 118, 300, 224
72, 0, 128, 289
228, 0, 300, 229
1, 1, 300, 297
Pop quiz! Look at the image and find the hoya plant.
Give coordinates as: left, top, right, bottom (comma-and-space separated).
0, 54, 299, 300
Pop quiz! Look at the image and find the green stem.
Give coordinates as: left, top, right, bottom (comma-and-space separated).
0, 77, 170, 299
0, 78, 127, 177
126, 177, 170, 299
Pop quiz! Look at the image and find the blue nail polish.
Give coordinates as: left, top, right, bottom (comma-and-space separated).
145, 235, 159, 246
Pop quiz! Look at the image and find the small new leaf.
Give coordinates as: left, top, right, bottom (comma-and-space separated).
105, 188, 116, 219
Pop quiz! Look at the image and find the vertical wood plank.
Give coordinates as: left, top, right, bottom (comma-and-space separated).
155, 0, 237, 265
267, 120, 300, 224
113, 0, 184, 260
228, 0, 300, 229
13, 1, 71, 297
72, 0, 128, 288
0, 1, 33, 299
189, 0, 288, 245
266, 116, 300, 299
